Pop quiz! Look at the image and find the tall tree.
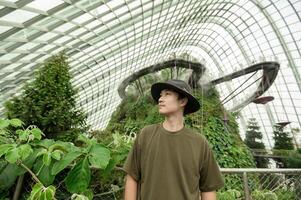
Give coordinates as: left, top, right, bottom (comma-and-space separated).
5, 52, 88, 141
244, 118, 269, 168
273, 124, 294, 168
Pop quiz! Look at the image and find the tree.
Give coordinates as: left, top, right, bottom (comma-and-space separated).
287, 148, 301, 168
273, 124, 294, 168
4, 52, 88, 141
244, 118, 269, 168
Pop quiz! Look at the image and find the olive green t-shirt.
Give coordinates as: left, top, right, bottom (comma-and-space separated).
122, 123, 224, 200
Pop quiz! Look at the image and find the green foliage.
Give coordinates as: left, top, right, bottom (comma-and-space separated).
88, 143, 111, 169
217, 189, 242, 200
110, 94, 163, 131
245, 118, 264, 148
274, 188, 297, 200
51, 151, 83, 175
71, 193, 92, 200
65, 157, 91, 193
218, 188, 296, 200
187, 88, 256, 191
273, 124, 294, 168
0, 118, 112, 199
244, 118, 269, 168
0, 161, 20, 190
251, 189, 277, 200
287, 148, 301, 168
4, 52, 88, 142
28, 183, 56, 200
93, 130, 136, 195
273, 124, 294, 150
251, 188, 296, 200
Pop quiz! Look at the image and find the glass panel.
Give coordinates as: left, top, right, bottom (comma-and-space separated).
26, 0, 64, 12
2, 9, 38, 23
0, 26, 11, 34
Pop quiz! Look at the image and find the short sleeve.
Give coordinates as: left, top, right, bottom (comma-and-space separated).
199, 140, 224, 192
122, 134, 141, 181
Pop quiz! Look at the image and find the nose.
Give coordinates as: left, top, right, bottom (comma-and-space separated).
158, 95, 164, 103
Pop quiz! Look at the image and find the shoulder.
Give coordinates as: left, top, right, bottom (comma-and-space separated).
183, 126, 209, 145
136, 123, 159, 141
139, 123, 158, 135
142, 123, 158, 131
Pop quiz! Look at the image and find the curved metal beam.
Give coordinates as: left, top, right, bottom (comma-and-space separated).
207, 61, 280, 112
118, 59, 205, 99
118, 61, 279, 114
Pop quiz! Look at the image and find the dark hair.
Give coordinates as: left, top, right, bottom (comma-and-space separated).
167, 88, 187, 100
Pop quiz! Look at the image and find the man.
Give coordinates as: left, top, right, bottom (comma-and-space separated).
122, 79, 224, 200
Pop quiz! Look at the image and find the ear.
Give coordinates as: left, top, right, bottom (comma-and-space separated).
180, 97, 188, 107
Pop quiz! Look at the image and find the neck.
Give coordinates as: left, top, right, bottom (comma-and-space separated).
163, 114, 184, 132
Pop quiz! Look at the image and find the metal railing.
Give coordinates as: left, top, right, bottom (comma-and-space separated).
19, 168, 301, 200
219, 168, 301, 200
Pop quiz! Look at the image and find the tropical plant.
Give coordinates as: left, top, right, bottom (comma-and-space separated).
217, 189, 242, 200
4, 52, 88, 142
251, 189, 277, 200
287, 148, 301, 168
0, 118, 111, 199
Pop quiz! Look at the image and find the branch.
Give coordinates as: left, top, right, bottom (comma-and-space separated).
19, 162, 42, 185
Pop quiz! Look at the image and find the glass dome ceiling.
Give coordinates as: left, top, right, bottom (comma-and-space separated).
0, 0, 301, 149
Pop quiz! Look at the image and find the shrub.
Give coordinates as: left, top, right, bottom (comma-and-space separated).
5, 53, 88, 142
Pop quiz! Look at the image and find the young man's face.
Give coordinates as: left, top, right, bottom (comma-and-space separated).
158, 89, 188, 116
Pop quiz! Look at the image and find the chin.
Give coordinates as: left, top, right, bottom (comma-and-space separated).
159, 110, 171, 116
158, 109, 167, 115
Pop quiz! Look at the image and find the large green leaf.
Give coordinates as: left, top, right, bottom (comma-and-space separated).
15, 151, 38, 176
5, 147, 20, 163
33, 157, 55, 186
43, 185, 56, 200
42, 152, 52, 166
51, 150, 62, 160
65, 157, 91, 193
76, 135, 93, 147
0, 144, 15, 157
71, 194, 89, 200
18, 144, 33, 160
33, 139, 55, 149
0, 163, 19, 190
0, 119, 10, 129
16, 130, 30, 141
28, 183, 55, 200
9, 119, 24, 127
51, 151, 82, 175
28, 183, 43, 200
31, 128, 43, 140
88, 144, 110, 169
0, 160, 6, 172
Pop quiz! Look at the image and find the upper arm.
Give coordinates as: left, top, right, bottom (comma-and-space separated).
124, 174, 138, 200
122, 136, 141, 181
122, 127, 147, 181
199, 139, 224, 192
126, 174, 137, 185
200, 191, 216, 200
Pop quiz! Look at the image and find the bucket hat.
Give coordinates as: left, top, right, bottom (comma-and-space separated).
151, 79, 200, 115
